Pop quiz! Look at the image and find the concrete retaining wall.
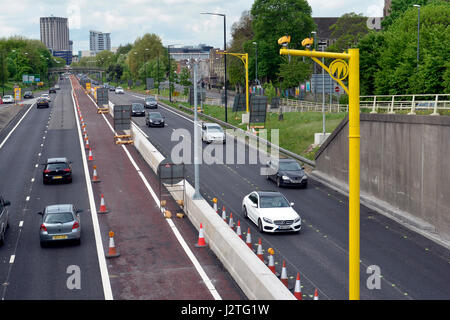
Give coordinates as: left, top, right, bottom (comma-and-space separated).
109, 101, 295, 300
313, 114, 450, 244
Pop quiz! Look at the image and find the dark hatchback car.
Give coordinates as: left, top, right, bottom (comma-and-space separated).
144, 96, 158, 109
23, 91, 34, 99
42, 157, 73, 184
266, 158, 308, 188
146, 112, 165, 127
49, 87, 56, 93
36, 97, 50, 108
131, 103, 145, 117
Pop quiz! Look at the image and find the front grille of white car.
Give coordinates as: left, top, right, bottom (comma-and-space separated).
274, 220, 294, 225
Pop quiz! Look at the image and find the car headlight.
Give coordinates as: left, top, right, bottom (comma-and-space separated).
282, 175, 290, 180
303, 175, 308, 180
263, 217, 273, 224
294, 217, 301, 223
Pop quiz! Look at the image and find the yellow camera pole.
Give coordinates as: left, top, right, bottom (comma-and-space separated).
216, 51, 249, 113
280, 42, 360, 300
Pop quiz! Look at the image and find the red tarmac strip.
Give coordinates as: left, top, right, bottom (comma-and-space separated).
70, 77, 245, 300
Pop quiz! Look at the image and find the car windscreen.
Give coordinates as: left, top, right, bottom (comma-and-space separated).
149, 113, 162, 119
132, 104, 144, 111
259, 195, 290, 208
207, 126, 223, 133
279, 161, 302, 171
145, 98, 155, 102
44, 212, 74, 223
46, 163, 69, 170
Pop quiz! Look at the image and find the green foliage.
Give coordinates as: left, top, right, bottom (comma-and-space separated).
382, 0, 429, 29
263, 81, 277, 103
328, 12, 370, 52
250, 0, 315, 82
277, 56, 312, 90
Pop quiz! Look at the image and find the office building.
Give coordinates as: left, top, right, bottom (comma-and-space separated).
40, 16, 71, 64
89, 31, 111, 53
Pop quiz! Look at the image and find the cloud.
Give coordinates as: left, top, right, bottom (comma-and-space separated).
0, 0, 386, 52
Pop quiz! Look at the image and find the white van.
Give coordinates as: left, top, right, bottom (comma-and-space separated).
0, 196, 11, 245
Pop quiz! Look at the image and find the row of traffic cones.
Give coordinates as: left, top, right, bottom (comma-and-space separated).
74, 82, 118, 260
213, 199, 320, 300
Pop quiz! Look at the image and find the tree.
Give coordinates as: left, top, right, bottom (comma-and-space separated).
327, 12, 370, 52
358, 31, 386, 95
277, 56, 312, 90
250, 0, 315, 82
382, 0, 429, 29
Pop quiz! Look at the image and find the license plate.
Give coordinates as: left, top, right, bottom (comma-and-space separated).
53, 176, 63, 179
52, 235, 68, 240
279, 225, 291, 230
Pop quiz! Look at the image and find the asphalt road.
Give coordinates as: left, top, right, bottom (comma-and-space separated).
0, 79, 105, 299
110, 90, 450, 300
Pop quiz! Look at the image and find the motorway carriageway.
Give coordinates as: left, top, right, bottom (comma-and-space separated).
109, 90, 450, 300
0, 77, 245, 300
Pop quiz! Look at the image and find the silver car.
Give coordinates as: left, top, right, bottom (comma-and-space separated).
0, 196, 11, 245
38, 204, 82, 246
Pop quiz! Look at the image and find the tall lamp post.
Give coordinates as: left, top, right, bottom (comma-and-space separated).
201, 12, 227, 123
252, 41, 258, 85
167, 44, 180, 102
413, 4, 421, 70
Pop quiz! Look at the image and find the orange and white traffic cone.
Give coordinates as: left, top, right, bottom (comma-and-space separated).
236, 220, 242, 239
105, 231, 120, 258
92, 165, 100, 183
313, 288, 319, 300
246, 227, 253, 251
228, 213, 234, 230
280, 260, 290, 288
85, 138, 90, 149
256, 238, 266, 264
98, 194, 109, 214
293, 273, 302, 300
195, 223, 207, 247
268, 253, 280, 277
88, 148, 94, 161
221, 206, 227, 222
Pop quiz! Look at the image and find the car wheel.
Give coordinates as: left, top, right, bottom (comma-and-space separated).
258, 219, 264, 233
243, 207, 248, 219
40, 241, 47, 248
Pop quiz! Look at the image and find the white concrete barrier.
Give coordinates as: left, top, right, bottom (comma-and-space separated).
110, 100, 296, 300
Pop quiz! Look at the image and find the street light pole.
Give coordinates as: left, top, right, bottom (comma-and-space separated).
201, 12, 227, 122
192, 60, 201, 200
414, 4, 421, 70
253, 42, 258, 85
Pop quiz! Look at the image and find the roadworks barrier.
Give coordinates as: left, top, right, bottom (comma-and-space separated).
106, 99, 296, 300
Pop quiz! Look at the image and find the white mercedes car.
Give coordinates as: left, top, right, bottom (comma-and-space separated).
115, 87, 124, 94
2, 95, 14, 104
201, 122, 226, 144
242, 191, 301, 233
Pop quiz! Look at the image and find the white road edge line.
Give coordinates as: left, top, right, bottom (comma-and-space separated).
0, 102, 35, 150
9, 255, 15, 264
70, 79, 113, 300
101, 97, 222, 300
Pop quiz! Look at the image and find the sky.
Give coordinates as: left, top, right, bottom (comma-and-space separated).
0, 0, 385, 53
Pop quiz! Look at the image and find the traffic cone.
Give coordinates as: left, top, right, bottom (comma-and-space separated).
88, 148, 93, 161
221, 206, 227, 222
314, 288, 319, 300
228, 213, 234, 230
236, 220, 242, 239
98, 194, 109, 214
246, 227, 253, 250
293, 273, 302, 300
195, 223, 207, 247
280, 260, 289, 288
268, 253, 280, 277
92, 165, 100, 183
84, 133, 88, 141
105, 231, 120, 258
85, 138, 90, 149
256, 238, 266, 263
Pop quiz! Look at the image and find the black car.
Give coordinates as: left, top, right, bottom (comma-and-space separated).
146, 112, 165, 127
23, 91, 34, 99
49, 87, 56, 93
42, 157, 73, 184
144, 97, 158, 109
266, 158, 308, 188
131, 103, 145, 117
37, 97, 50, 108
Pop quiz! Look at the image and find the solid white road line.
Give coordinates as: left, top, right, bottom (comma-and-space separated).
101, 97, 222, 300
70, 78, 113, 300
0, 102, 35, 150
